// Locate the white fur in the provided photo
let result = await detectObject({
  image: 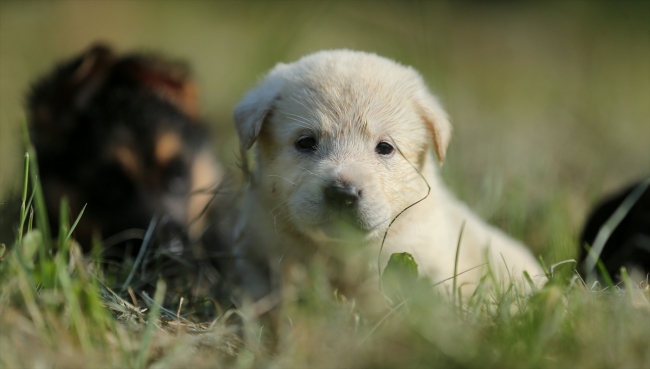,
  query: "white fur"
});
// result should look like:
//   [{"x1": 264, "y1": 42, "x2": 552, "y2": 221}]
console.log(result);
[{"x1": 232, "y1": 50, "x2": 545, "y2": 300}]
